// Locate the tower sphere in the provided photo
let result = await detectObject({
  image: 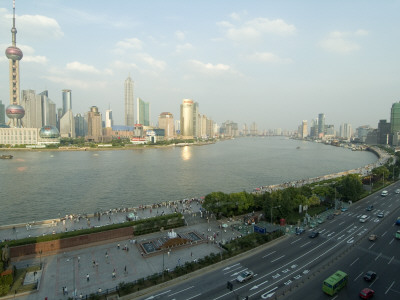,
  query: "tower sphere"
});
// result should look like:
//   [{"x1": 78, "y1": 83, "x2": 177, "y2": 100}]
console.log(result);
[
  {"x1": 5, "y1": 46, "x2": 23, "y2": 60},
  {"x1": 39, "y1": 126, "x2": 60, "y2": 139},
  {"x1": 6, "y1": 104, "x2": 25, "y2": 119}
]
